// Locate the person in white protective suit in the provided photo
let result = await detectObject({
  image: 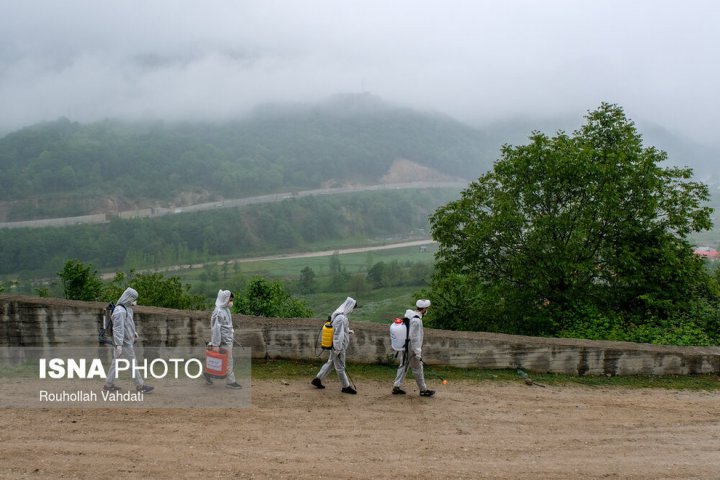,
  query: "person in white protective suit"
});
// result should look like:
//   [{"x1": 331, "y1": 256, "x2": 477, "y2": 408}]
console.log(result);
[
  {"x1": 311, "y1": 297, "x2": 357, "y2": 394},
  {"x1": 392, "y1": 299, "x2": 435, "y2": 397},
  {"x1": 104, "y1": 287, "x2": 154, "y2": 393},
  {"x1": 206, "y1": 289, "x2": 242, "y2": 388}
]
